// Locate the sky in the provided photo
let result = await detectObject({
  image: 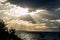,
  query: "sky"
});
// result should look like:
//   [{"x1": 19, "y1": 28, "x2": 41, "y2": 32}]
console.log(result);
[
  {"x1": 7, "y1": 0, "x2": 60, "y2": 9},
  {"x1": 0, "y1": 0, "x2": 60, "y2": 32}
]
